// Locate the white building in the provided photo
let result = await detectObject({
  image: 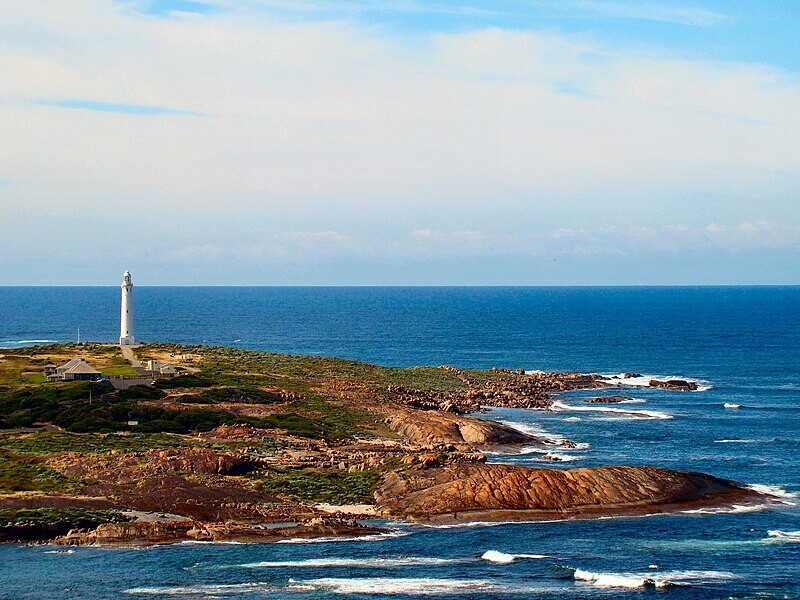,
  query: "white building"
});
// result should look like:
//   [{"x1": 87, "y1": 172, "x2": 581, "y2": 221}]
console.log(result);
[
  {"x1": 120, "y1": 271, "x2": 135, "y2": 345},
  {"x1": 47, "y1": 358, "x2": 101, "y2": 381}
]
